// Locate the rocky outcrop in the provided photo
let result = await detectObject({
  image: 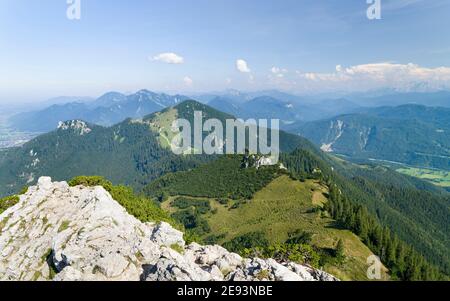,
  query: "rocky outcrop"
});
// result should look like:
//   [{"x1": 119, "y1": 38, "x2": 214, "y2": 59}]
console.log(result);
[
  {"x1": 57, "y1": 120, "x2": 92, "y2": 135},
  {"x1": 0, "y1": 177, "x2": 338, "y2": 281}
]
